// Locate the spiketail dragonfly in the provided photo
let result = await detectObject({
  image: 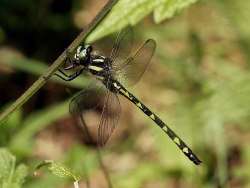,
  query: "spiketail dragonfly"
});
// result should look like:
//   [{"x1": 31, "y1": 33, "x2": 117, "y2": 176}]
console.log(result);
[{"x1": 56, "y1": 27, "x2": 201, "y2": 165}]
